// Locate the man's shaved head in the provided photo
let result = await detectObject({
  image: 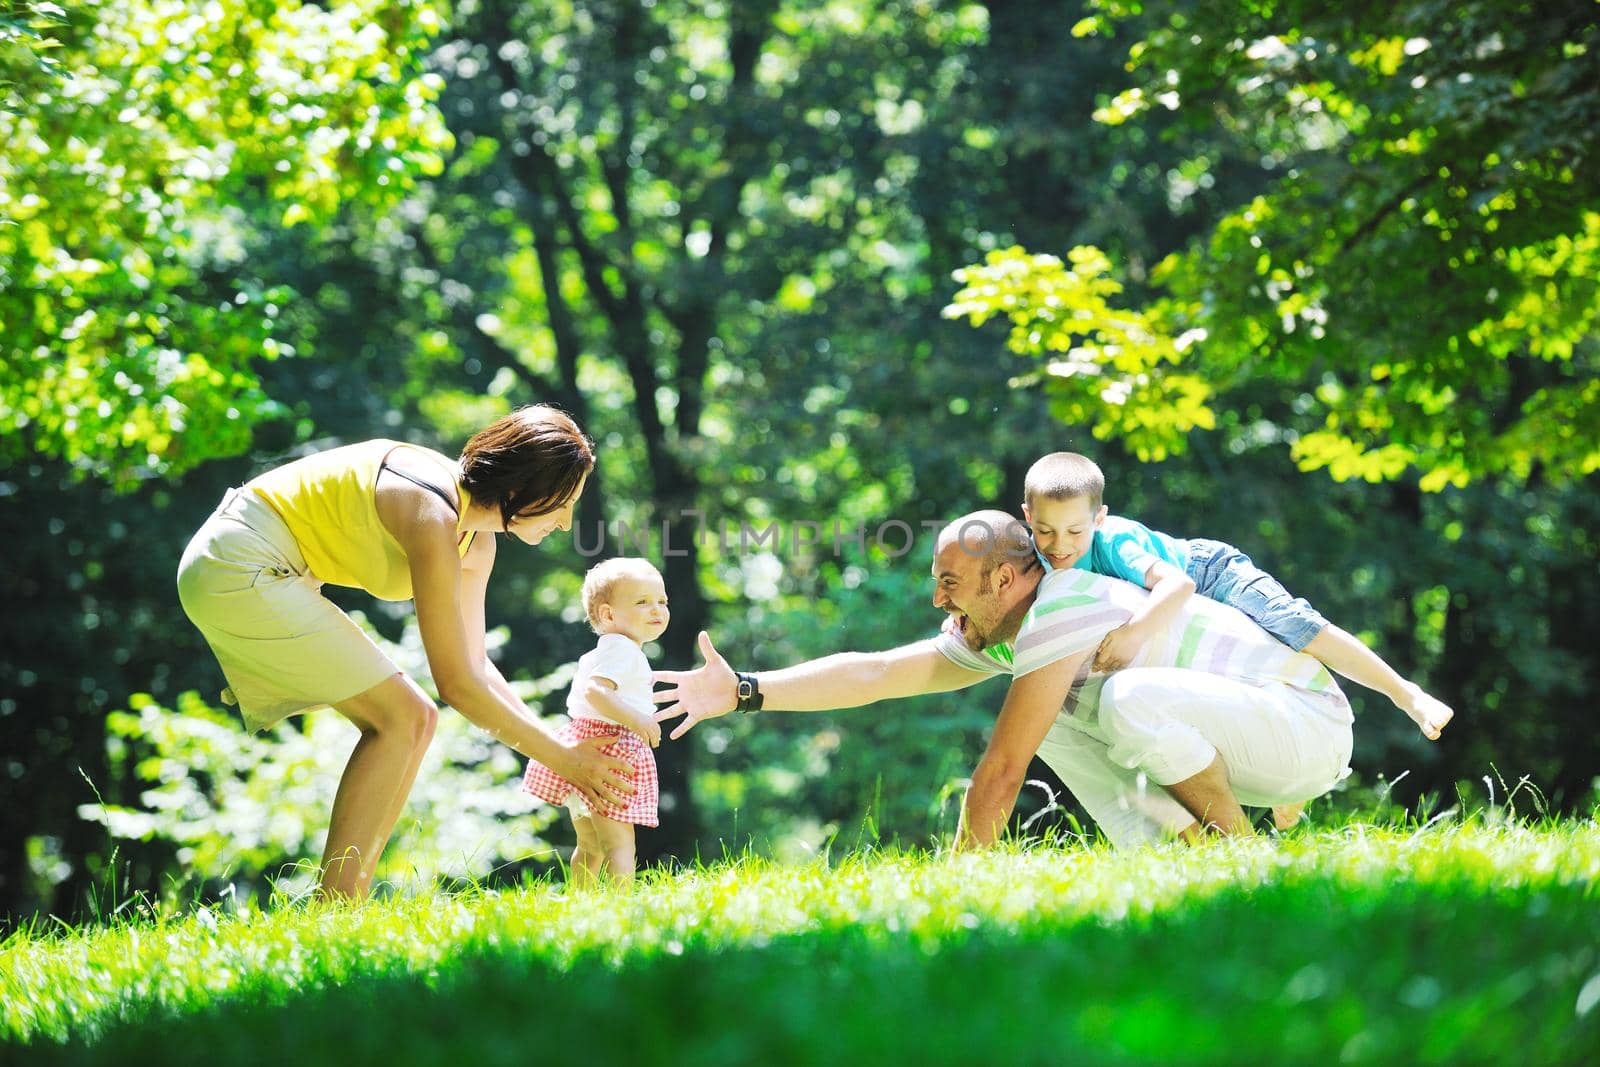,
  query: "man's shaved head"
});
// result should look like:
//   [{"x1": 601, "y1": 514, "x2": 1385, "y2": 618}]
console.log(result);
[
  {"x1": 935, "y1": 510, "x2": 1040, "y2": 580},
  {"x1": 931, "y1": 510, "x2": 1044, "y2": 652}
]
